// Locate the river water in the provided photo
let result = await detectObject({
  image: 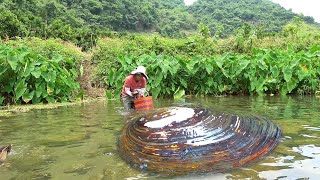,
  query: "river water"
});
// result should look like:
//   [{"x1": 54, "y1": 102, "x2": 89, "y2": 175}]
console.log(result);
[{"x1": 0, "y1": 96, "x2": 319, "y2": 180}]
